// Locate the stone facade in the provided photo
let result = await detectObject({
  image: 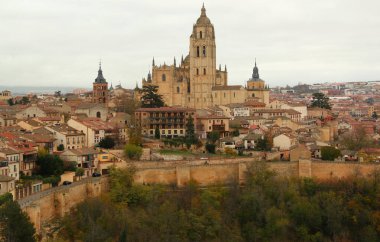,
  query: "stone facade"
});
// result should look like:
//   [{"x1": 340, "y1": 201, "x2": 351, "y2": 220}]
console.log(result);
[{"x1": 139, "y1": 5, "x2": 269, "y2": 109}]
